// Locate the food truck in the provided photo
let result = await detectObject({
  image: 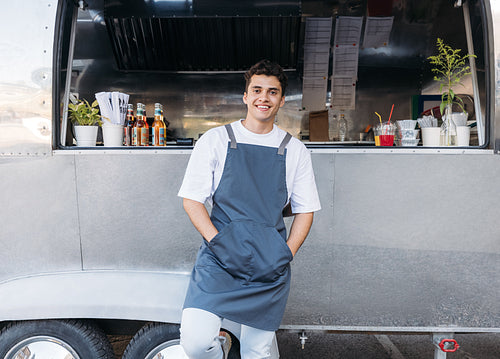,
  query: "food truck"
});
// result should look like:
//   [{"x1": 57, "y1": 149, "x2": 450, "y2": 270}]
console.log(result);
[{"x1": 0, "y1": 0, "x2": 499, "y2": 357}]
